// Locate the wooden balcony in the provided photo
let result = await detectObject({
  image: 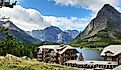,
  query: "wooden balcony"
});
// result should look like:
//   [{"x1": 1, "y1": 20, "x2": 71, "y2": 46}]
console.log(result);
[
  {"x1": 37, "y1": 52, "x2": 42, "y2": 55},
  {"x1": 37, "y1": 55, "x2": 42, "y2": 57}
]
